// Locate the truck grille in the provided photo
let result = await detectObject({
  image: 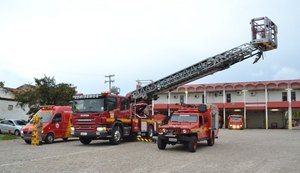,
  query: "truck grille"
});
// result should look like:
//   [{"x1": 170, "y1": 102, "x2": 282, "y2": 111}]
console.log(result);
[
  {"x1": 74, "y1": 118, "x2": 96, "y2": 131},
  {"x1": 23, "y1": 131, "x2": 32, "y2": 135},
  {"x1": 165, "y1": 128, "x2": 181, "y2": 135}
]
